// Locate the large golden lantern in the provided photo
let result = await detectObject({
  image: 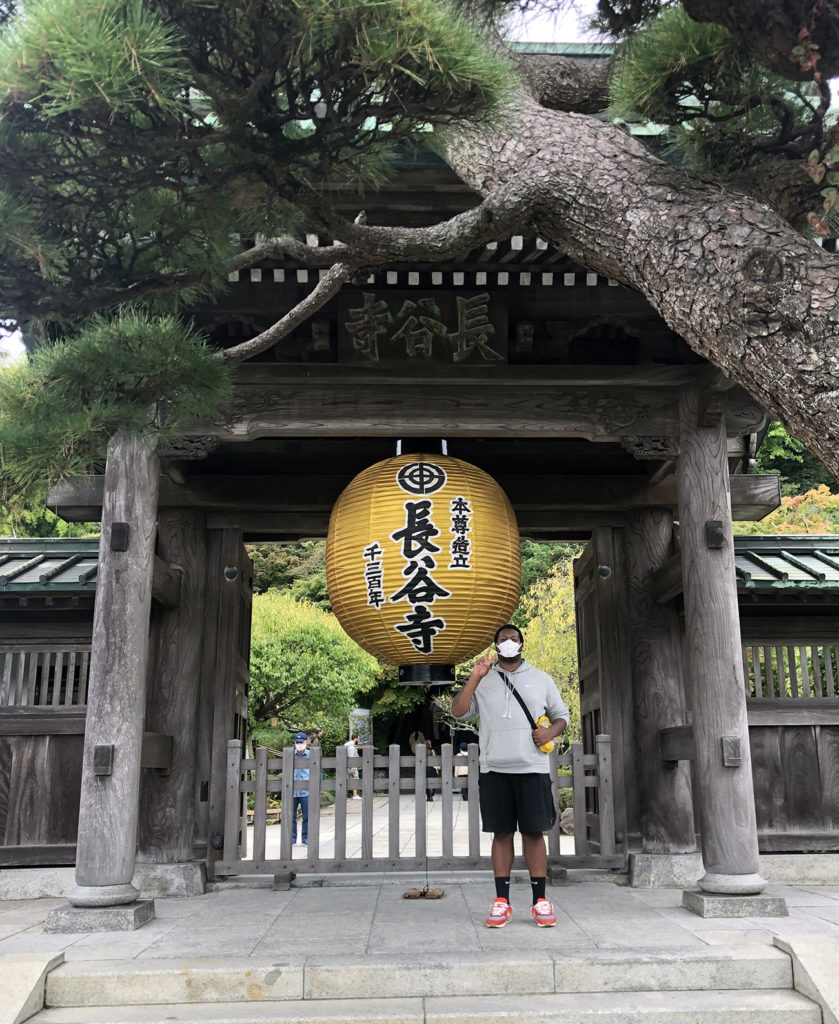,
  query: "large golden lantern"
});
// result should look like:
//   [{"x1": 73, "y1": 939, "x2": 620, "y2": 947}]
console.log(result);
[{"x1": 326, "y1": 452, "x2": 521, "y2": 684}]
